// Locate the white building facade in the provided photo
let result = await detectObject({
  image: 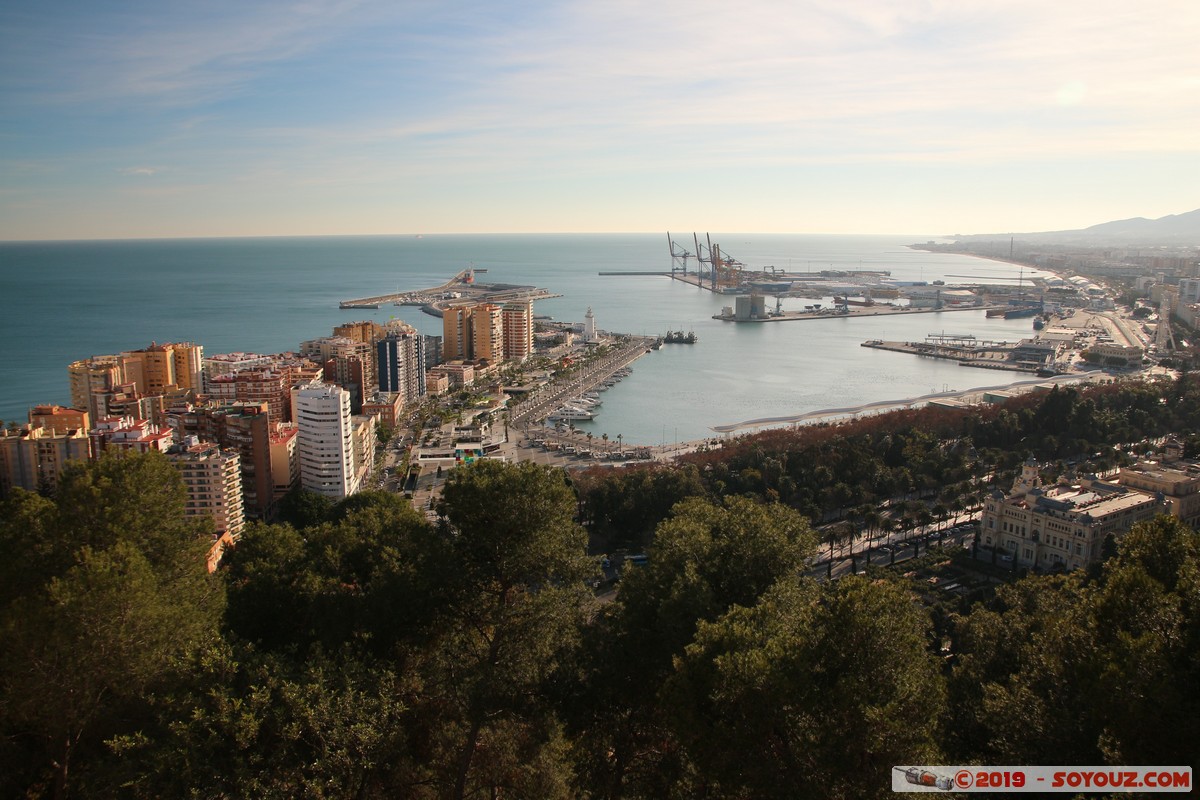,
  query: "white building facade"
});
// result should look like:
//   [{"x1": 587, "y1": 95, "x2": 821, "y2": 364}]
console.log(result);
[{"x1": 295, "y1": 382, "x2": 359, "y2": 499}]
